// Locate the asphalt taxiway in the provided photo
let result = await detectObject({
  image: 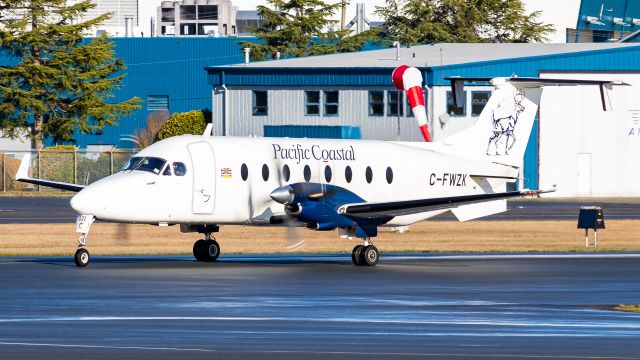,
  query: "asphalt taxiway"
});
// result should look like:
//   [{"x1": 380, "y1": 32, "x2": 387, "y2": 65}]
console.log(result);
[
  {"x1": 2, "y1": 196, "x2": 640, "y2": 223},
  {"x1": 0, "y1": 253, "x2": 639, "y2": 359}
]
